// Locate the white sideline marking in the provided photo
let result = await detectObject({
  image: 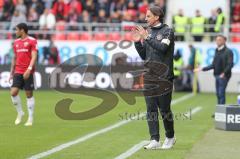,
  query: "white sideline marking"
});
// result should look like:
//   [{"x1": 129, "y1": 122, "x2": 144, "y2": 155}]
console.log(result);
[
  {"x1": 114, "y1": 141, "x2": 149, "y2": 159},
  {"x1": 186, "y1": 106, "x2": 202, "y2": 118},
  {"x1": 27, "y1": 93, "x2": 194, "y2": 159},
  {"x1": 114, "y1": 106, "x2": 202, "y2": 159}
]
